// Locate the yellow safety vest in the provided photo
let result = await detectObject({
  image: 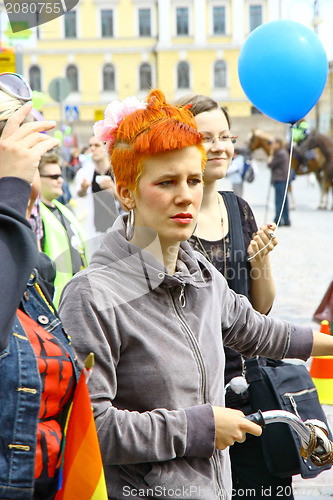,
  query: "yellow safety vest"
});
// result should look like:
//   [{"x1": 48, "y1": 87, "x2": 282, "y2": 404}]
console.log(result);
[{"x1": 40, "y1": 200, "x2": 88, "y2": 307}]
